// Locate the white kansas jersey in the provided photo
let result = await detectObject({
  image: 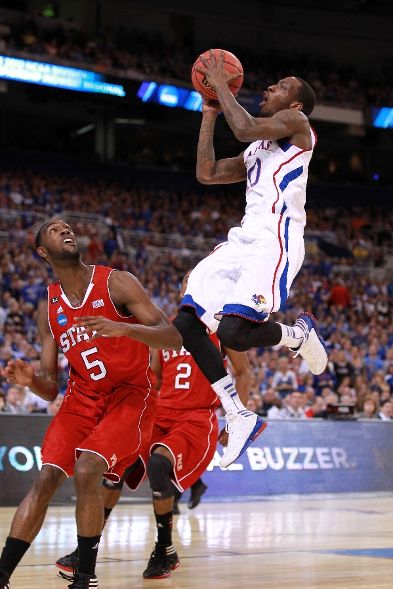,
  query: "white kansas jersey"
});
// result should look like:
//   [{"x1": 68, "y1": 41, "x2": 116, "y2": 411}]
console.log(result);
[{"x1": 242, "y1": 127, "x2": 316, "y2": 230}]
